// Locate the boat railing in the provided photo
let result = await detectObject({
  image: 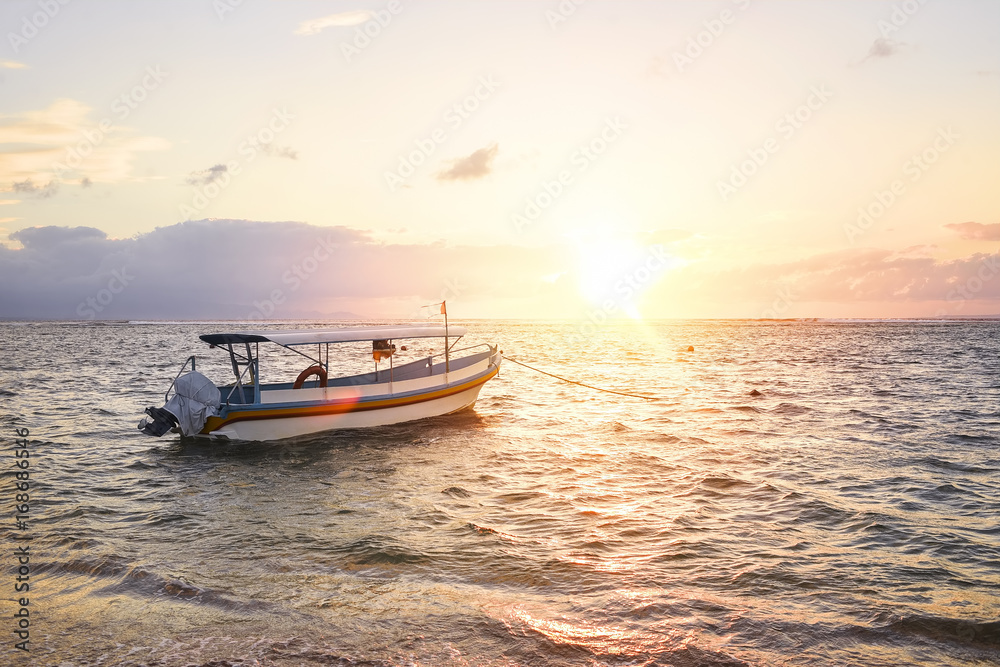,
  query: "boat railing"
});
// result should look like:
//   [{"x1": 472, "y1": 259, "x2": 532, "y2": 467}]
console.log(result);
[
  {"x1": 223, "y1": 359, "x2": 259, "y2": 406},
  {"x1": 424, "y1": 343, "x2": 496, "y2": 367},
  {"x1": 164, "y1": 355, "x2": 197, "y2": 403}
]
